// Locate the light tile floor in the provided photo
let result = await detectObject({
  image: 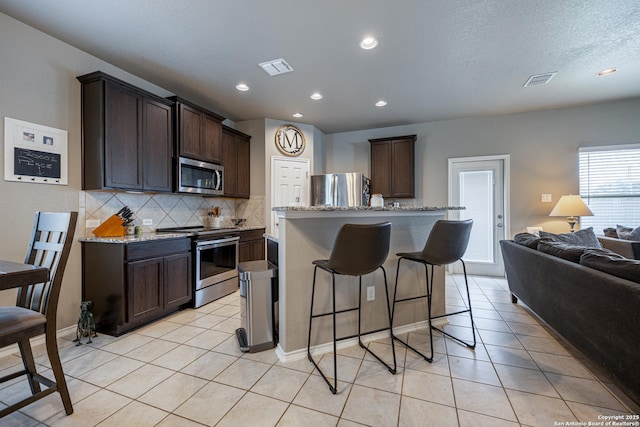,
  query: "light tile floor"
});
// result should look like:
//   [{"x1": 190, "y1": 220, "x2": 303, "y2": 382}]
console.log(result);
[{"x1": 1, "y1": 275, "x2": 638, "y2": 426}]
